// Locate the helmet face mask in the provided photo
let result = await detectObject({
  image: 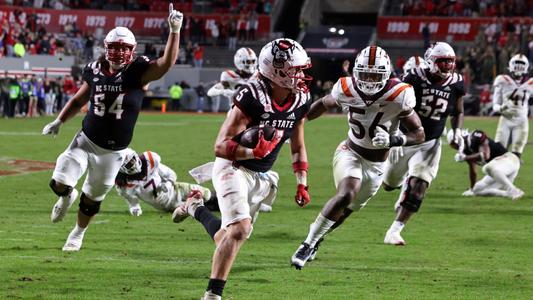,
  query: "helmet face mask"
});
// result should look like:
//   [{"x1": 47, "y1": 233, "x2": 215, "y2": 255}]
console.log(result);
[
  {"x1": 234, "y1": 47, "x2": 257, "y2": 75},
  {"x1": 353, "y1": 45, "x2": 391, "y2": 95},
  {"x1": 508, "y1": 54, "x2": 529, "y2": 78},
  {"x1": 120, "y1": 152, "x2": 141, "y2": 175},
  {"x1": 258, "y1": 39, "x2": 312, "y2": 93},
  {"x1": 426, "y1": 42, "x2": 456, "y2": 79},
  {"x1": 104, "y1": 27, "x2": 137, "y2": 69}
]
